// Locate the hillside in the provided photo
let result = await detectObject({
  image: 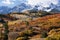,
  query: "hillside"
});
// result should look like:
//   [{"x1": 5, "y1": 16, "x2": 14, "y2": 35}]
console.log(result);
[
  {"x1": 8, "y1": 13, "x2": 60, "y2": 40},
  {"x1": 0, "y1": 14, "x2": 17, "y2": 22},
  {"x1": 0, "y1": 12, "x2": 60, "y2": 40}
]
